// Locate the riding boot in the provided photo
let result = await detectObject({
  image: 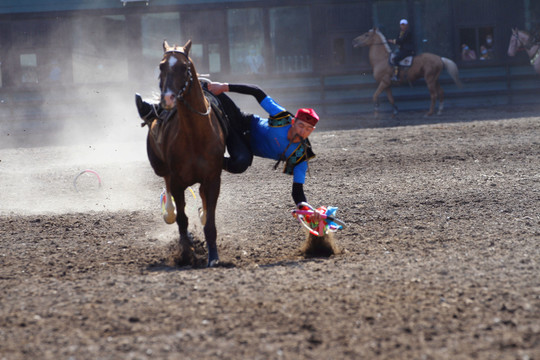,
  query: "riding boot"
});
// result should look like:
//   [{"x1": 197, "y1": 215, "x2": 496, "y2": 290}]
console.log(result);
[
  {"x1": 391, "y1": 66, "x2": 399, "y2": 82},
  {"x1": 135, "y1": 93, "x2": 160, "y2": 126}
]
